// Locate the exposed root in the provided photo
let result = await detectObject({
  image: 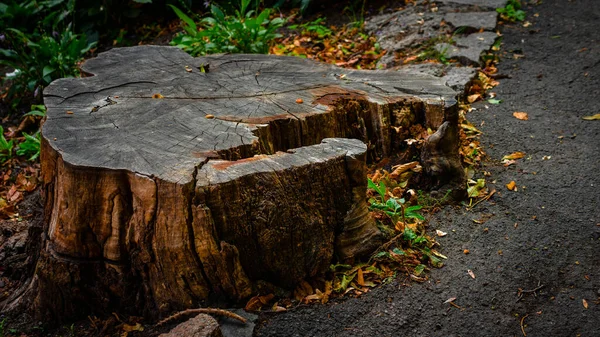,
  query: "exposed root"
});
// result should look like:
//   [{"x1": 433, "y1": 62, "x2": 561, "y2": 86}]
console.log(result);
[{"x1": 156, "y1": 308, "x2": 247, "y2": 327}]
